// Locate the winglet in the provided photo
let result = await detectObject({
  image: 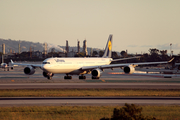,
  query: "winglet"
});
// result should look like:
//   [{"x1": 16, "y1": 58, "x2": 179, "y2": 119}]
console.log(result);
[{"x1": 168, "y1": 57, "x2": 175, "y2": 63}]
